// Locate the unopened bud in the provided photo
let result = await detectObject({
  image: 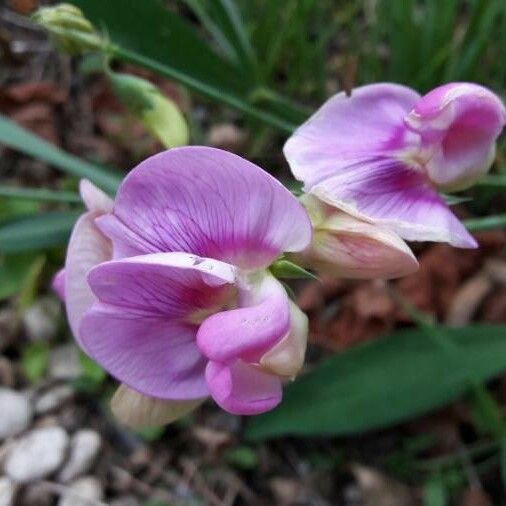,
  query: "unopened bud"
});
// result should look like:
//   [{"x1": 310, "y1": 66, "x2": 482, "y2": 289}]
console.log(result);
[
  {"x1": 295, "y1": 195, "x2": 419, "y2": 280},
  {"x1": 108, "y1": 72, "x2": 189, "y2": 148},
  {"x1": 32, "y1": 3, "x2": 103, "y2": 55}
]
